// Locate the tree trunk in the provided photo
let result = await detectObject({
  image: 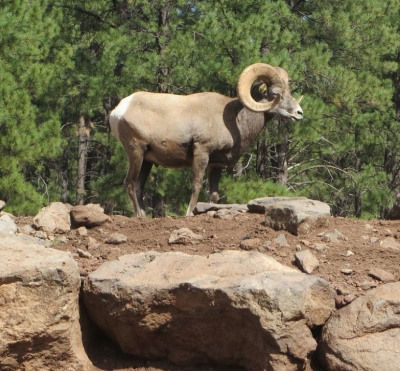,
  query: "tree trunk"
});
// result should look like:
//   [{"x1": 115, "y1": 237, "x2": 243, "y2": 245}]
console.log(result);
[
  {"x1": 256, "y1": 127, "x2": 270, "y2": 181},
  {"x1": 152, "y1": 193, "x2": 165, "y2": 218},
  {"x1": 354, "y1": 124, "x2": 362, "y2": 217},
  {"x1": 276, "y1": 126, "x2": 290, "y2": 186},
  {"x1": 76, "y1": 116, "x2": 91, "y2": 205}
]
